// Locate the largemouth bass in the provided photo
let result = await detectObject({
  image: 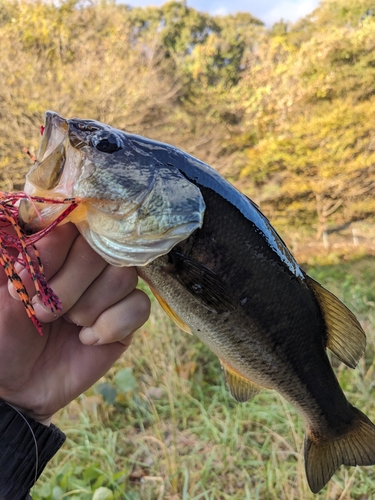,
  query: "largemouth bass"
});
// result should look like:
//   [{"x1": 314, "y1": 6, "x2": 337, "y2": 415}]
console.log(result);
[{"x1": 19, "y1": 111, "x2": 375, "y2": 493}]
